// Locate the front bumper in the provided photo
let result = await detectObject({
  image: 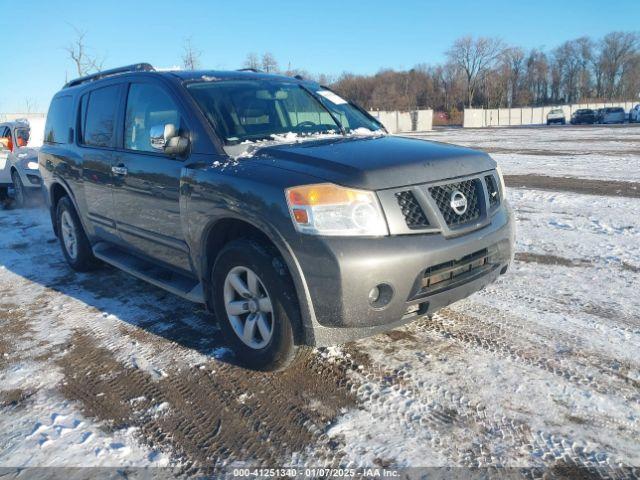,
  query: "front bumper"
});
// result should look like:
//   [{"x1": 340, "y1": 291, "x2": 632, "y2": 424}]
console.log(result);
[
  {"x1": 295, "y1": 203, "x2": 515, "y2": 346},
  {"x1": 17, "y1": 167, "x2": 42, "y2": 187}
]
